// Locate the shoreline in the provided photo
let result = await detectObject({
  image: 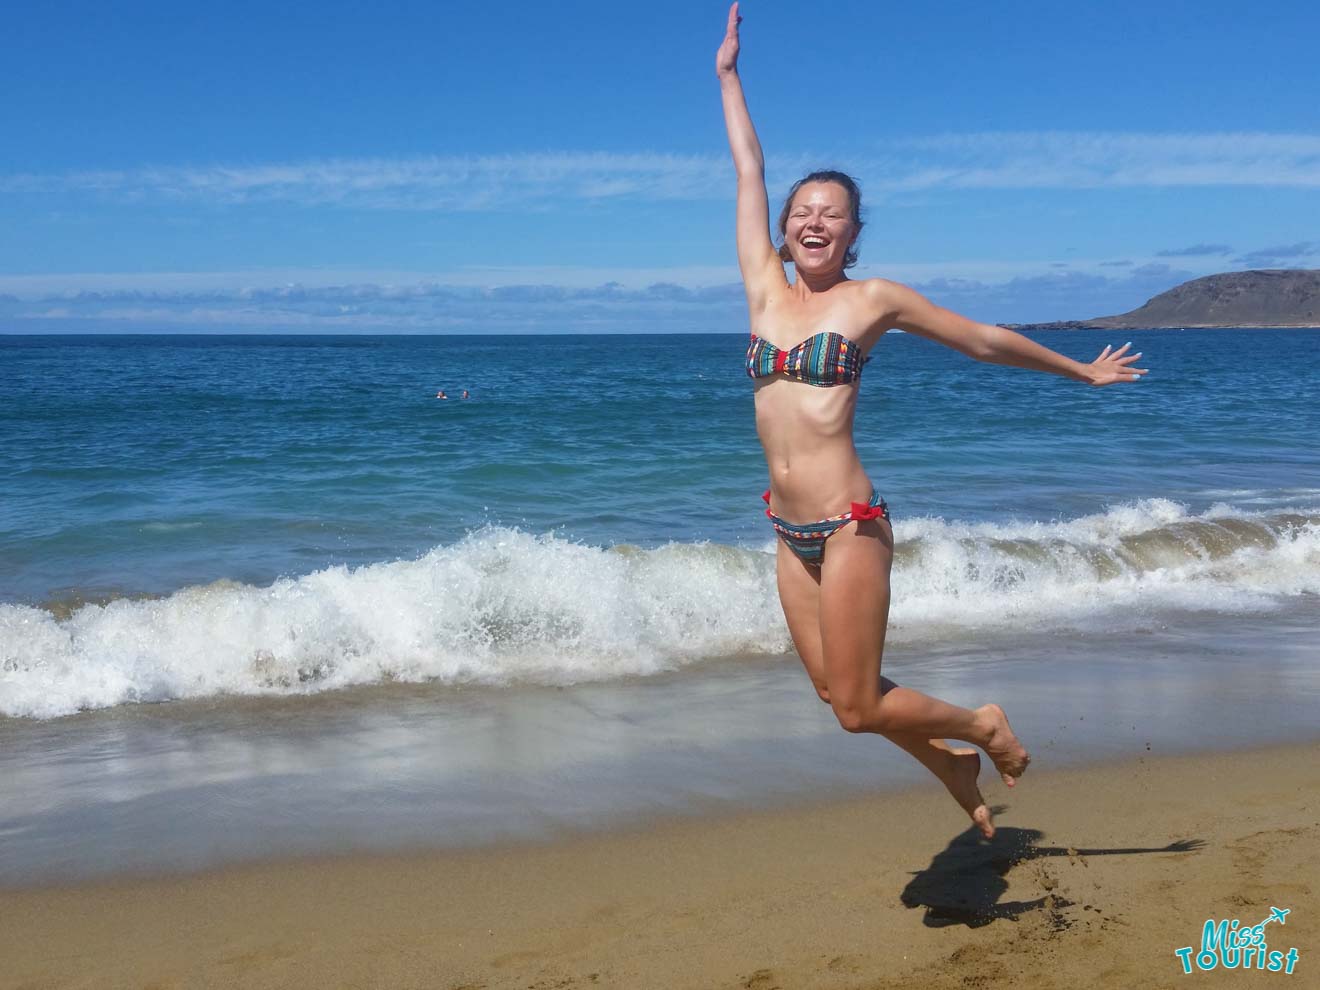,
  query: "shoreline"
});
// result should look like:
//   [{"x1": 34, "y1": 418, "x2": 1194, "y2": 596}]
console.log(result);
[
  {"x1": 2, "y1": 741, "x2": 1315, "y2": 988},
  {"x1": 4, "y1": 602, "x2": 1319, "y2": 890}
]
